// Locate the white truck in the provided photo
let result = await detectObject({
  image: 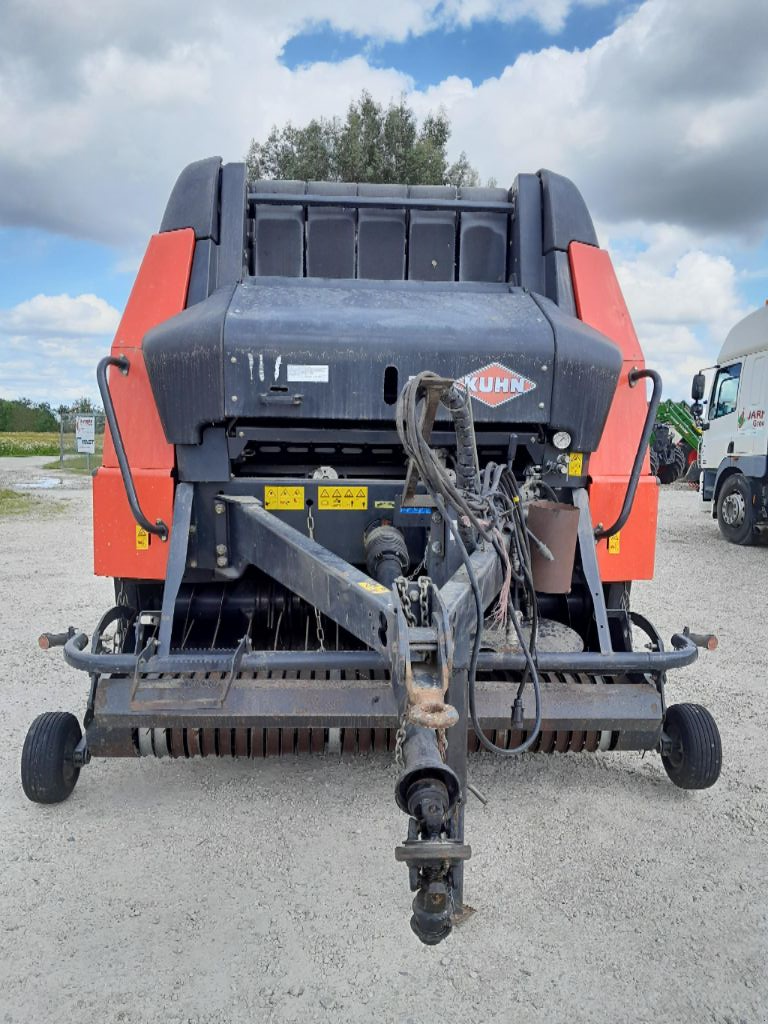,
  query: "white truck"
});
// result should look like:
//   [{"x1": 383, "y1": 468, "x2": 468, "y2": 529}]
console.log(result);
[{"x1": 693, "y1": 304, "x2": 768, "y2": 544}]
